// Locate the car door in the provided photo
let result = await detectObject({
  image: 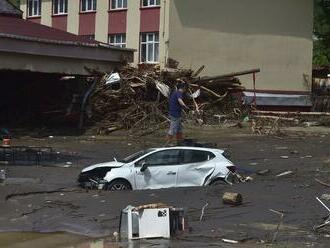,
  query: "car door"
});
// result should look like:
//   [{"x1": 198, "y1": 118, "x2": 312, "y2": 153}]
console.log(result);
[
  {"x1": 134, "y1": 149, "x2": 180, "y2": 190},
  {"x1": 177, "y1": 150, "x2": 216, "y2": 187}
]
